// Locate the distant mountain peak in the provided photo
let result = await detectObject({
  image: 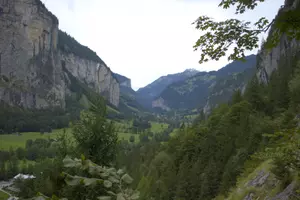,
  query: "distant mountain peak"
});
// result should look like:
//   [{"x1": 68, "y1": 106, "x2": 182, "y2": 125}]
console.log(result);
[{"x1": 184, "y1": 68, "x2": 198, "y2": 73}]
